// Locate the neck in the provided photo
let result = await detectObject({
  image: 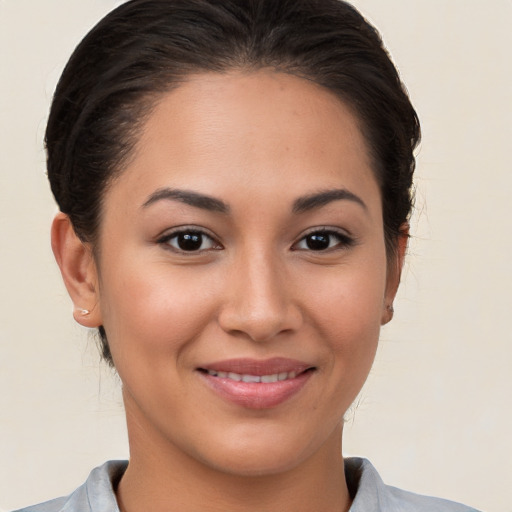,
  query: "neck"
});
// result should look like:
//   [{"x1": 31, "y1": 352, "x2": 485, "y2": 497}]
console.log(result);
[{"x1": 117, "y1": 407, "x2": 351, "y2": 512}]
